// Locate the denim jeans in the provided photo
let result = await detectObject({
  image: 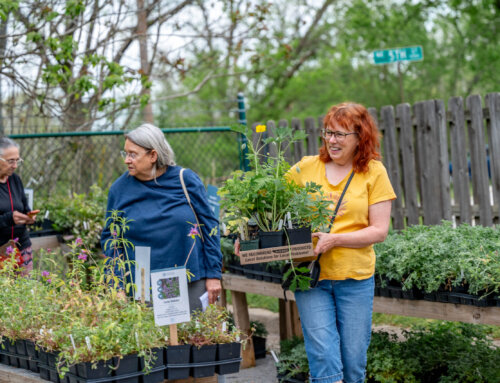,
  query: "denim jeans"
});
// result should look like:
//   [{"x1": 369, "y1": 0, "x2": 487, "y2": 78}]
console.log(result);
[{"x1": 294, "y1": 276, "x2": 374, "y2": 383}]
